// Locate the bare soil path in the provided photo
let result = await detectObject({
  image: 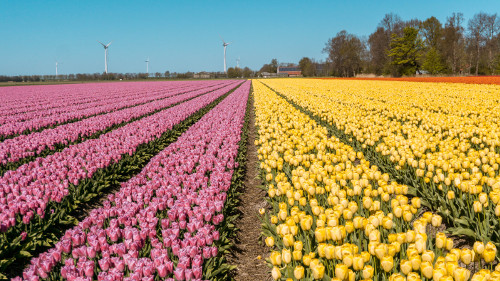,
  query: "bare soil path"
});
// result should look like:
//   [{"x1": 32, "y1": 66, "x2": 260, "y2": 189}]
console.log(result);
[{"x1": 228, "y1": 92, "x2": 271, "y2": 281}]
